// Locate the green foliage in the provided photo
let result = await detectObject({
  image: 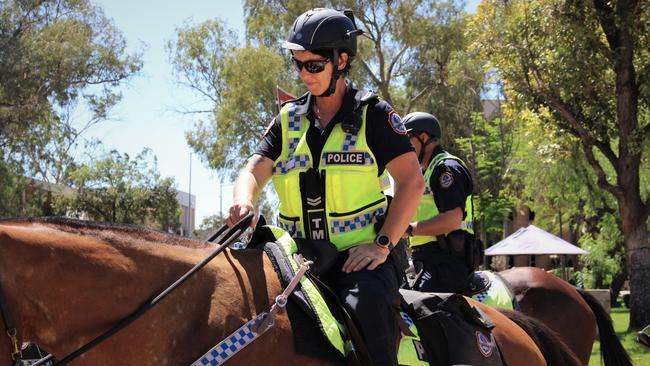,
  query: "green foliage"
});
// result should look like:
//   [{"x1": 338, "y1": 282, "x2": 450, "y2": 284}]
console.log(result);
[
  {"x1": 0, "y1": 0, "x2": 142, "y2": 143},
  {"x1": 589, "y1": 308, "x2": 650, "y2": 365},
  {"x1": 168, "y1": 18, "x2": 295, "y2": 173},
  {"x1": 194, "y1": 213, "x2": 225, "y2": 240},
  {"x1": 473, "y1": 0, "x2": 650, "y2": 324},
  {"x1": 172, "y1": 1, "x2": 496, "y2": 239},
  {"x1": 457, "y1": 112, "x2": 517, "y2": 242},
  {"x1": 0, "y1": 0, "x2": 145, "y2": 219},
  {"x1": 55, "y1": 149, "x2": 181, "y2": 231},
  {"x1": 578, "y1": 216, "x2": 623, "y2": 288}
]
